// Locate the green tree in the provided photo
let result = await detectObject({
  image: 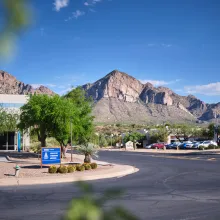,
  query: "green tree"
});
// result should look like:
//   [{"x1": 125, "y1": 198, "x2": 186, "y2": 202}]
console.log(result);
[
  {"x1": 123, "y1": 132, "x2": 146, "y2": 150},
  {"x1": 201, "y1": 123, "x2": 220, "y2": 140},
  {"x1": 0, "y1": 108, "x2": 19, "y2": 132},
  {"x1": 149, "y1": 127, "x2": 169, "y2": 143},
  {"x1": 65, "y1": 87, "x2": 94, "y2": 144},
  {"x1": 168, "y1": 124, "x2": 196, "y2": 142},
  {"x1": 99, "y1": 134, "x2": 108, "y2": 147},
  {"x1": 18, "y1": 95, "x2": 76, "y2": 148}
]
